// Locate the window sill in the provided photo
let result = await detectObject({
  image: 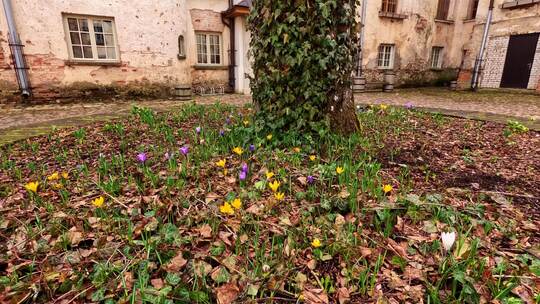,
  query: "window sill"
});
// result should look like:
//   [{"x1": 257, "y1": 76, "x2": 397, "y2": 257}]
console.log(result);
[
  {"x1": 193, "y1": 65, "x2": 228, "y2": 70},
  {"x1": 434, "y1": 19, "x2": 455, "y2": 24},
  {"x1": 378, "y1": 11, "x2": 407, "y2": 20},
  {"x1": 430, "y1": 68, "x2": 444, "y2": 71},
  {"x1": 462, "y1": 18, "x2": 476, "y2": 23},
  {"x1": 377, "y1": 67, "x2": 394, "y2": 70},
  {"x1": 501, "y1": 0, "x2": 540, "y2": 9},
  {"x1": 66, "y1": 60, "x2": 122, "y2": 67}
]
